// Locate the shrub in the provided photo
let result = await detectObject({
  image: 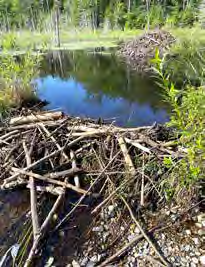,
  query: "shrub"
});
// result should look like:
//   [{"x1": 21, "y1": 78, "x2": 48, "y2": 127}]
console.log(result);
[{"x1": 152, "y1": 49, "x2": 205, "y2": 199}]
